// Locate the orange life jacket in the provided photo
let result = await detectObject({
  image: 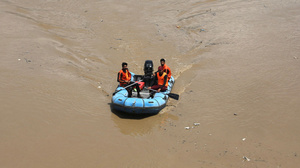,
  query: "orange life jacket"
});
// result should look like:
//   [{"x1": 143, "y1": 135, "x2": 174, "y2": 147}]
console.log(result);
[
  {"x1": 157, "y1": 72, "x2": 168, "y2": 87},
  {"x1": 162, "y1": 64, "x2": 171, "y2": 80},
  {"x1": 118, "y1": 69, "x2": 131, "y2": 87}
]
